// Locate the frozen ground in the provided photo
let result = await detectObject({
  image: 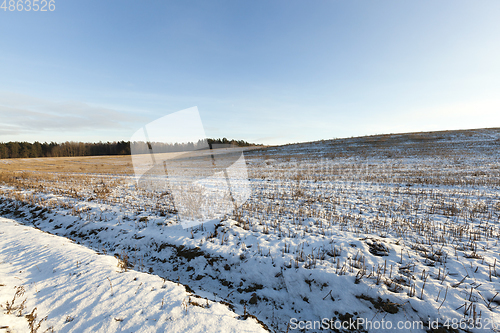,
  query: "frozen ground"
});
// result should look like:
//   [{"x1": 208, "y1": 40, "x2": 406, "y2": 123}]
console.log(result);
[
  {"x1": 0, "y1": 218, "x2": 267, "y2": 333},
  {"x1": 1, "y1": 128, "x2": 500, "y2": 332}
]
